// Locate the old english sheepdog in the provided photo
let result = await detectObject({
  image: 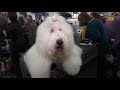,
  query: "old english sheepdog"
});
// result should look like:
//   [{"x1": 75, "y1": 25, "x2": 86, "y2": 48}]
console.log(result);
[{"x1": 24, "y1": 14, "x2": 82, "y2": 78}]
